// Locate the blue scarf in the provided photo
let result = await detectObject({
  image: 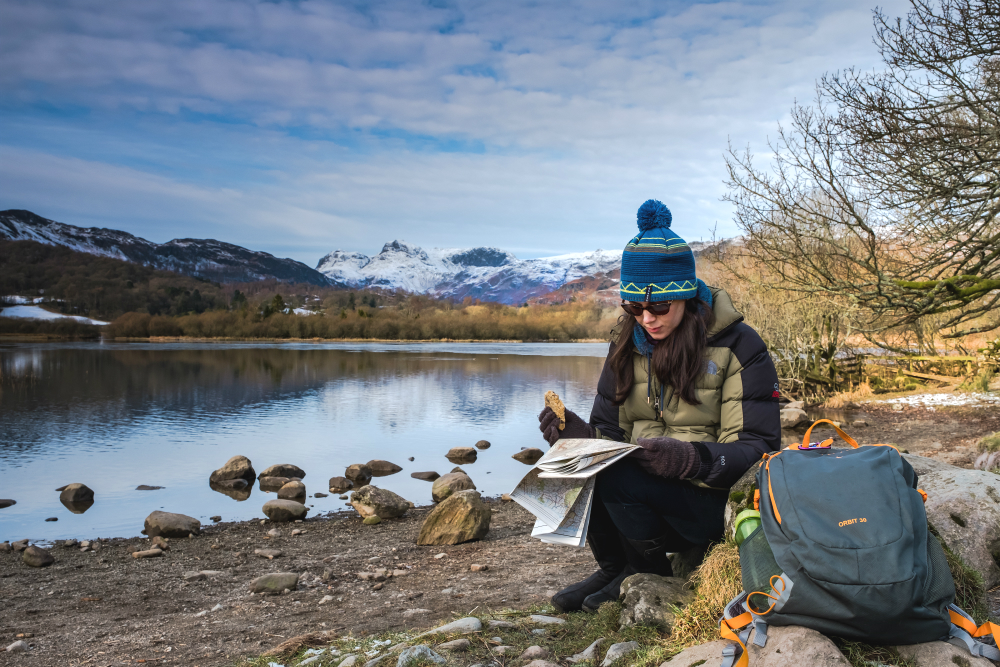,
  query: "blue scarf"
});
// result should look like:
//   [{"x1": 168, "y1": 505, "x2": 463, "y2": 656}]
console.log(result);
[{"x1": 631, "y1": 279, "x2": 714, "y2": 413}]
